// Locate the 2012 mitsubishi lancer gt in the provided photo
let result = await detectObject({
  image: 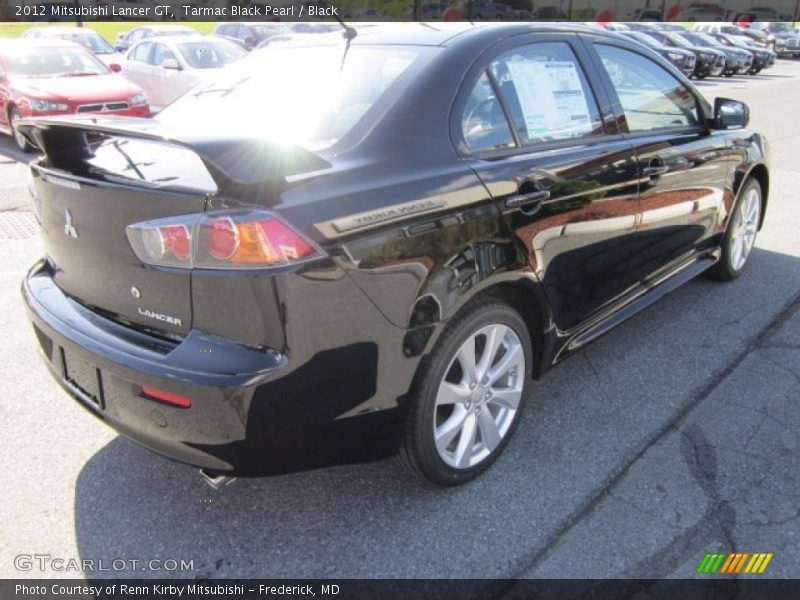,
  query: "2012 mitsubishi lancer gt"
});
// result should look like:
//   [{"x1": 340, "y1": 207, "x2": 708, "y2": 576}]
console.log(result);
[{"x1": 21, "y1": 24, "x2": 769, "y2": 486}]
